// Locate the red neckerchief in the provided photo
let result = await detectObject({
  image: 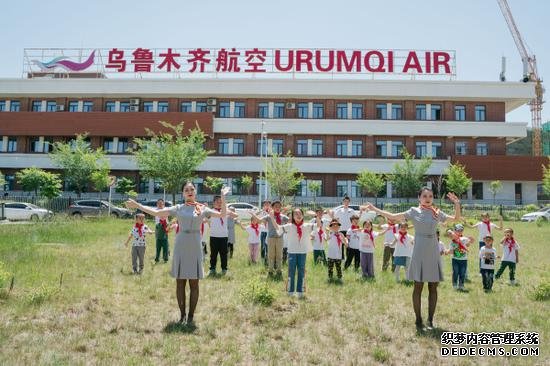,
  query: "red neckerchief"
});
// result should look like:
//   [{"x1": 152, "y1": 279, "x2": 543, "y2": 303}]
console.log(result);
[
  {"x1": 399, "y1": 231, "x2": 407, "y2": 245},
  {"x1": 185, "y1": 201, "x2": 203, "y2": 215},
  {"x1": 215, "y1": 208, "x2": 224, "y2": 225},
  {"x1": 391, "y1": 224, "x2": 396, "y2": 234},
  {"x1": 482, "y1": 219, "x2": 491, "y2": 234},
  {"x1": 333, "y1": 232, "x2": 342, "y2": 248},
  {"x1": 364, "y1": 229, "x2": 374, "y2": 244},
  {"x1": 250, "y1": 223, "x2": 259, "y2": 236},
  {"x1": 452, "y1": 238, "x2": 468, "y2": 253},
  {"x1": 420, "y1": 204, "x2": 439, "y2": 219},
  {"x1": 295, "y1": 221, "x2": 303, "y2": 240},
  {"x1": 318, "y1": 228, "x2": 324, "y2": 243},
  {"x1": 135, "y1": 222, "x2": 144, "y2": 237},
  {"x1": 351, "y1": 225, "x2": 359, "y2": 230},
  {"x1": 200, "y1": 222, "x2": 204, "y2": 236},
  {"x1": 159, "y1": 218, "x2": 169, "y2": 233},
  {"x1": 505, "y1": 237, "x2": 516, "y2": 253},
  {"x1": 274, "y1": 212, "x2": 282, "y2": 225}
]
